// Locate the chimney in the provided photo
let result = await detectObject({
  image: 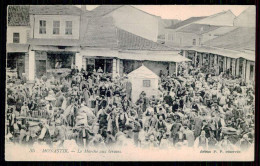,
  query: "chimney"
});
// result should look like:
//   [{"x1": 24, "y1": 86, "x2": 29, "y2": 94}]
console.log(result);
[{"x1": 81, "y1": 5, "x2": 86, "y2": 11}]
